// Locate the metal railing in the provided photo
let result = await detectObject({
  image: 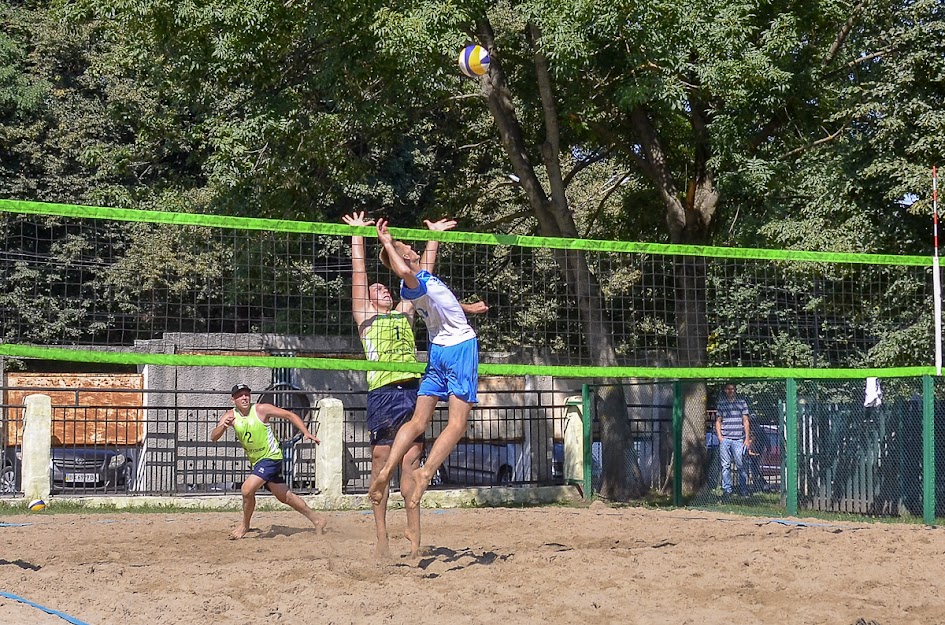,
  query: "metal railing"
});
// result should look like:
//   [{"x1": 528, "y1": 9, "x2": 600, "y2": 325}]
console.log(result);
[{"x1": 1, "y1": 385, "x2": 574, "y2": 498}]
